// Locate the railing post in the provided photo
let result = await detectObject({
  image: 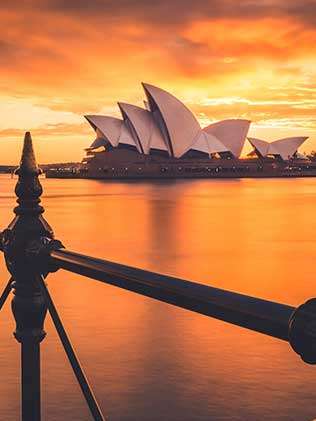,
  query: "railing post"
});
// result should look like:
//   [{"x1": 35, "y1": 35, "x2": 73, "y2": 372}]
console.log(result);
[{"x1": 0, "y1": 132, "x2": 54, "y2": 421}]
